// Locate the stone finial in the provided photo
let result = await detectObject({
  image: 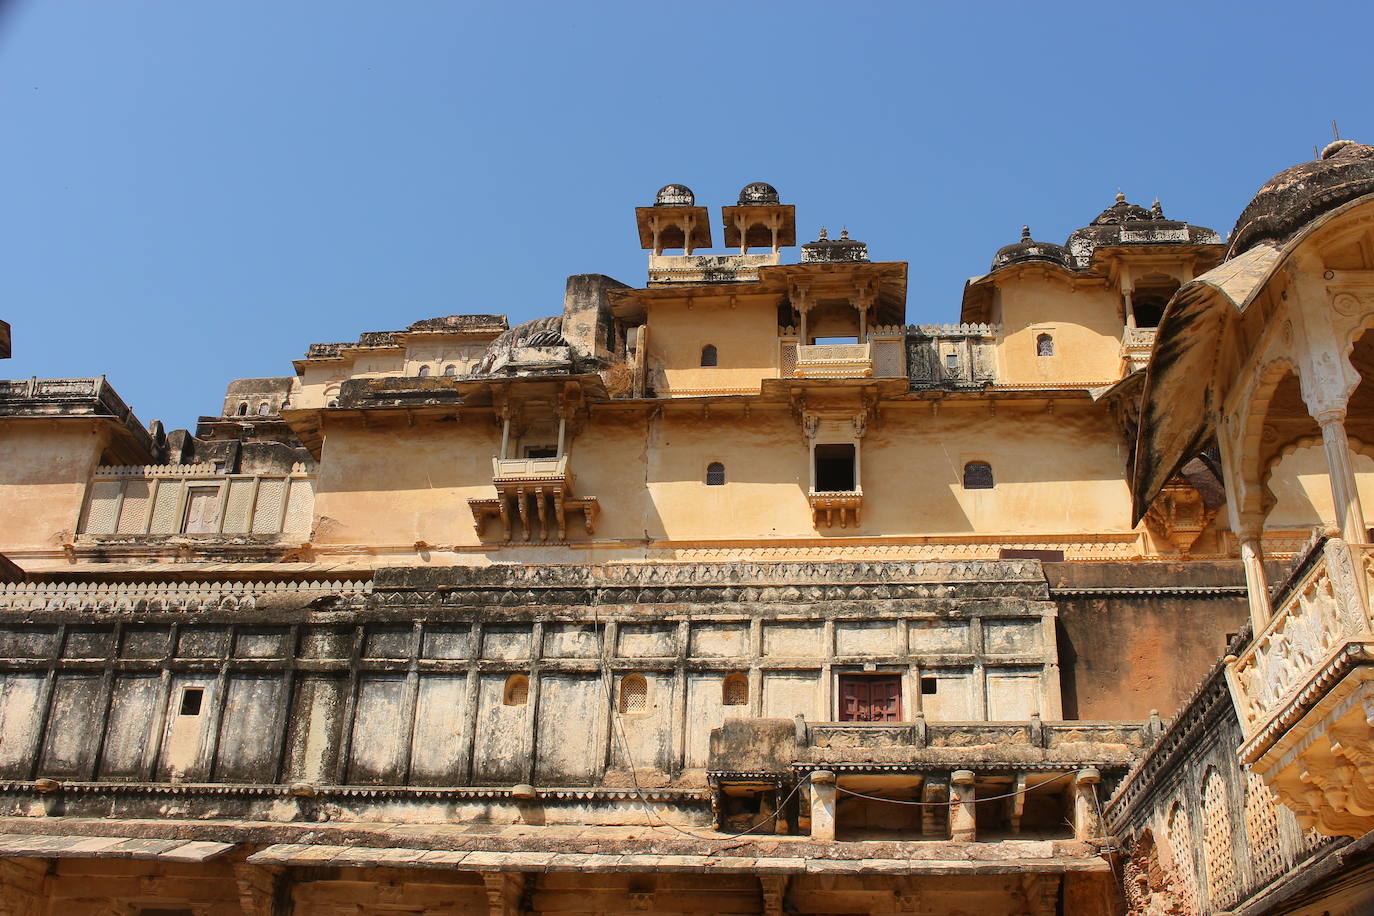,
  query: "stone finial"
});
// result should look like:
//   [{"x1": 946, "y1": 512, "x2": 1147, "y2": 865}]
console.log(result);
[
  {"x1": 840, "y1": 227, "x2": 849, "y2": 240},
  {"x1": 1020, "y1": 225, "x2": 1032, "y2": 242},
  {"x1": 1151, "y1": 198, "x2": 1164, "y2": 220},
  {"x1": 817, "y1": 227, "x2": 828, "y2": 240},
  {"x1": 1115, "y1": 190, "x2": 1126, "y2": 204}
]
